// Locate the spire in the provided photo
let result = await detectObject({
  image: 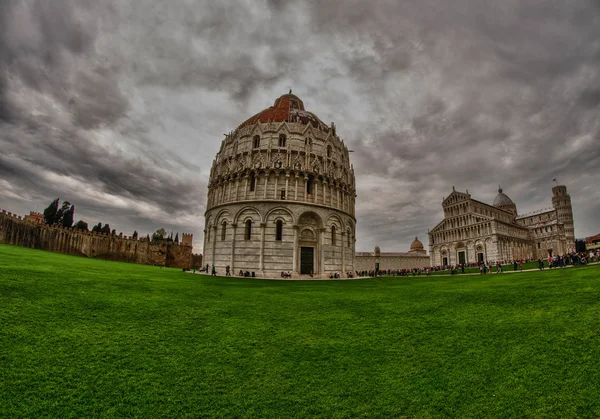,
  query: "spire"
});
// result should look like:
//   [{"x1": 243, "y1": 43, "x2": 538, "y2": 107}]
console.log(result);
[{"x1": 498, "y1": 184, "x2": 502, "y2": 193}]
